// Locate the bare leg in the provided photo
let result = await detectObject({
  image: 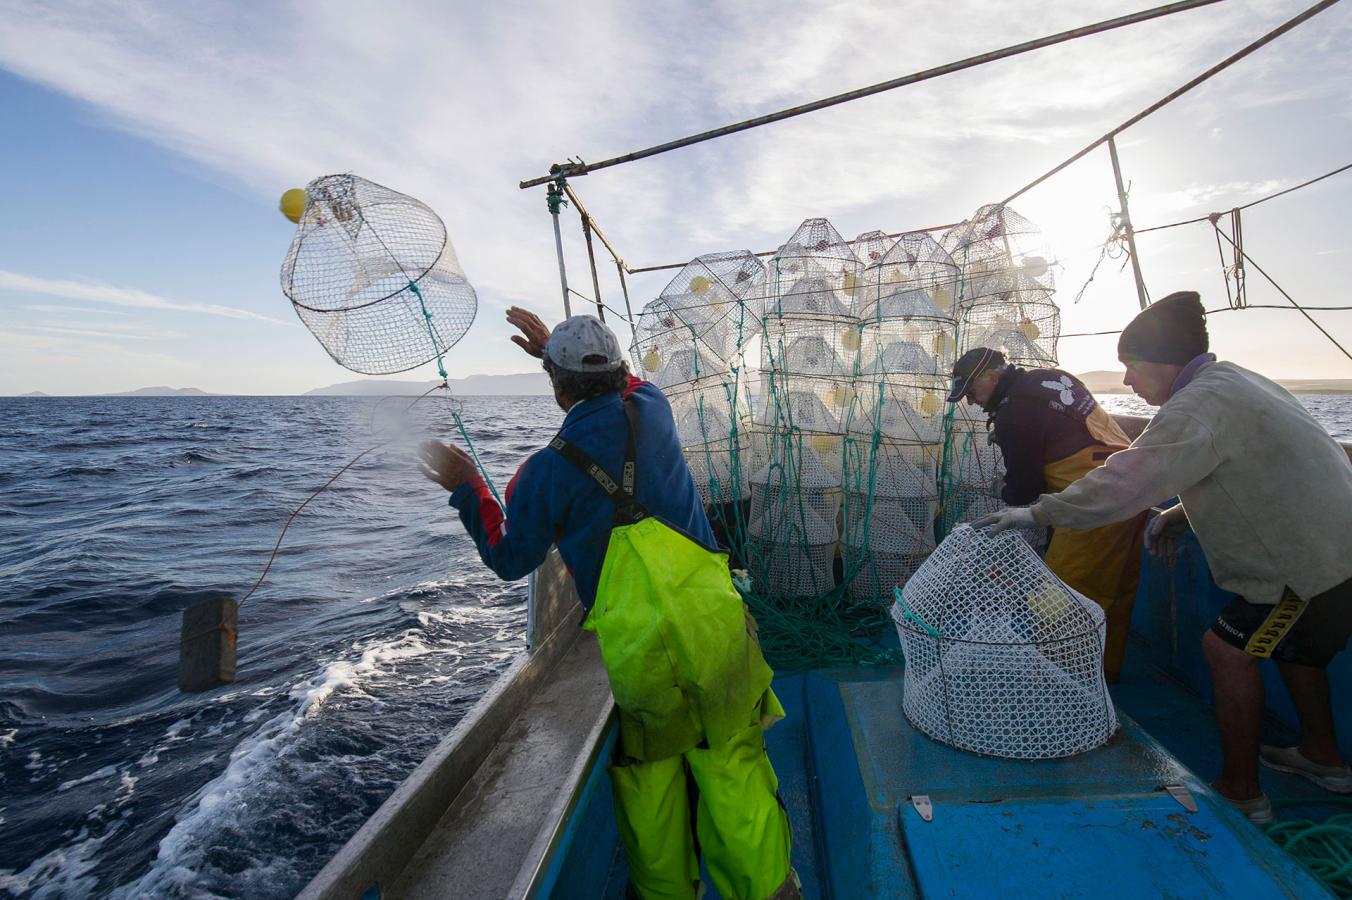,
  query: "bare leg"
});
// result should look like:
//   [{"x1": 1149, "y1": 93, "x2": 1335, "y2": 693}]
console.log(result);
[
  {"x1": 1203, "y1": 630, "x2": 1265, "y2": 800},
  {"x1": 1276, "y1": 661, "x2": 1344, "y2": 767}
]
